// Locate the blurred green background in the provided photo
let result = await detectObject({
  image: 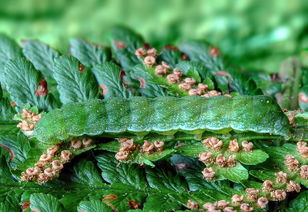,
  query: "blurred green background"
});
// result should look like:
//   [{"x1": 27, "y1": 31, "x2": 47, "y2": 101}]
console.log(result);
[{"x1": 0, "y1": 0, "x2": 307, "y2": 72}]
